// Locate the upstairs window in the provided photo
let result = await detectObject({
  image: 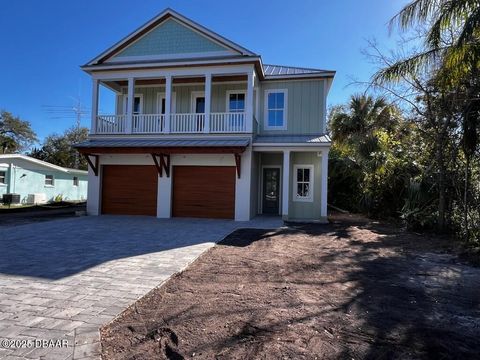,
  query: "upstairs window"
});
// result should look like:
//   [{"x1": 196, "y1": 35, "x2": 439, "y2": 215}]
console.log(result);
[
  {"x1": 293, "y1": 165, "x2": 314, "y2": 202},
  {"x1": 73, "y1": 176, "x2": 79, "y2": 186},
  {"x1": 45, "y1": 175, "x2": 54, "y2": 186},
  {"x1": 227, "y1": 91, "x2": 246, "y2": 112},
  {"x1": 265, "y1": 89, "x2": 287, "y2": 130},
  {"x1": 0, "y1": 171, "x2": 5, "y2": 184},
  {"x1": 123, "y1": 95, "x2": 143, "y2": 115}
]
